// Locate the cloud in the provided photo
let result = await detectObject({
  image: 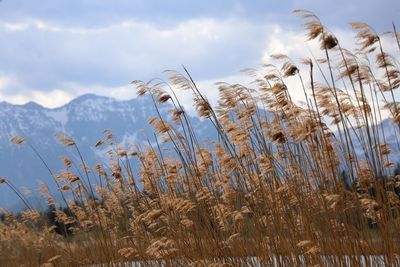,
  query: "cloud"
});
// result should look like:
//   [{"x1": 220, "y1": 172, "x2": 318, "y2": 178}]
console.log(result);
[
  {"x1": 0, "y1": 1, "x2": 397, "y2": 31},
  {"x1": 291, "y1": 0, "x2": 400, "y2": 31},
  {"x1": 258, "y1": 25, "x2": 399, "y2": 120},
  {"x1": 0, "y1": 0, "x2": 398, "y2": 117},
  {"x1": 0, "y1": 1, "x2": 289, "y2": 27},
  {"x1": 0, "y1": 17, "x2": 272, "y2": 104}
]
